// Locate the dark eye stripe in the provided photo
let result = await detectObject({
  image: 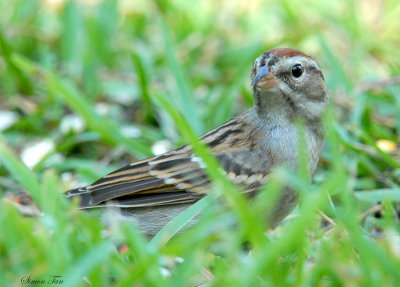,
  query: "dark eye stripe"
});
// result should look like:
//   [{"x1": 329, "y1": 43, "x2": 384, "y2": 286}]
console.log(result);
[{"x1": 308, "y1": 66, "x2": 324, "y2": 80}]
